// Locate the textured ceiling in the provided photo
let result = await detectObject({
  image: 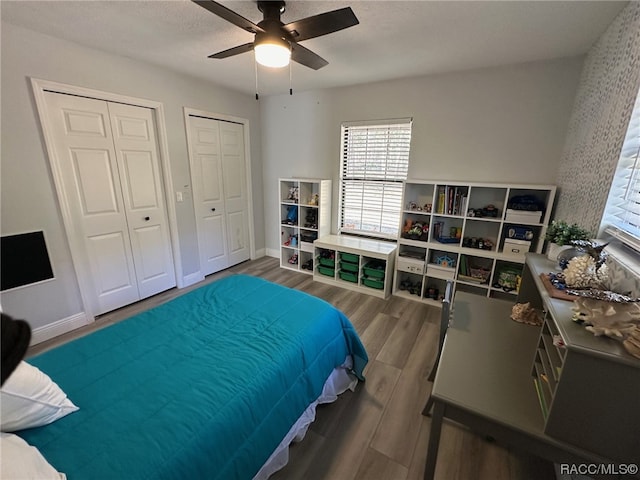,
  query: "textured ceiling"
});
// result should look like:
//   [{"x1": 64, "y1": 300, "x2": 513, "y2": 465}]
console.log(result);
[{"x1": 1, "y1": 0, "x2": 629, "y2": 97}]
